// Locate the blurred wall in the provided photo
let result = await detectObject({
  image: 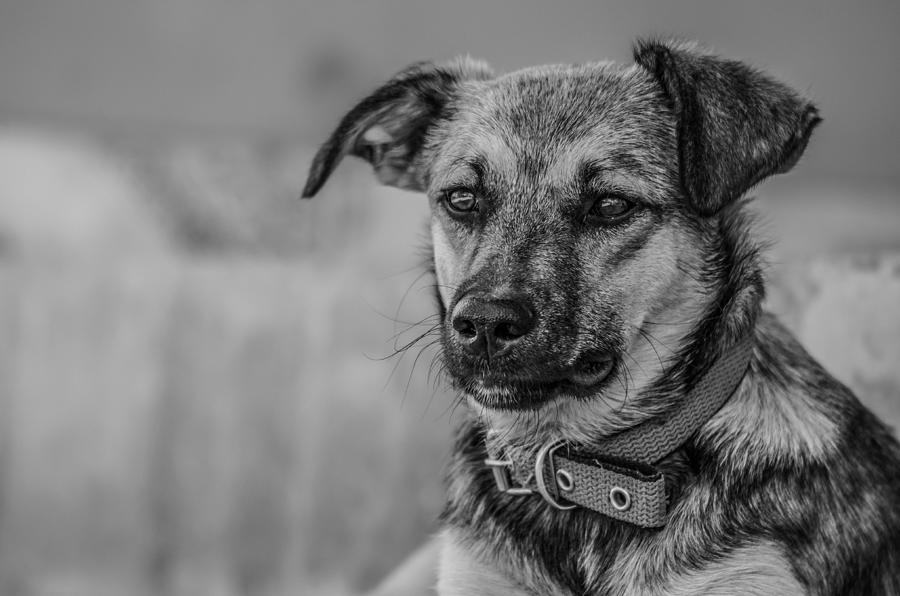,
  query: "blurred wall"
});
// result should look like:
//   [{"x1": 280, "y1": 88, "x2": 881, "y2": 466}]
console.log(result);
[{"x1": 1, "y1": 0, "x2": 899, "y2": 183}]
